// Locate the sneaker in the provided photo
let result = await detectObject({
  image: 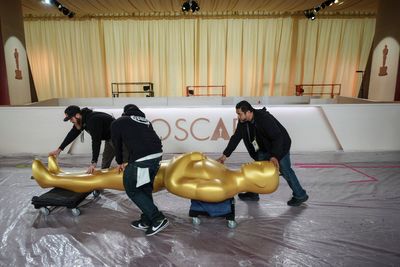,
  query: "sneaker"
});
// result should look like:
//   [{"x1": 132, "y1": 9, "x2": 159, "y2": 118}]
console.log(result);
[
  {"x1": 287, "y1": 195, "x2": 309, "y2": 206},
  {"x1": 238, "y1": 192, "x2": 260, "y2": 201},
  {"x1": 131, "y1": 220, "x2": 149, "y2": 231},
  {"x1": 145, "y1": 218, "x2": 169, "y2": 236}
]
